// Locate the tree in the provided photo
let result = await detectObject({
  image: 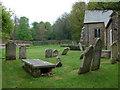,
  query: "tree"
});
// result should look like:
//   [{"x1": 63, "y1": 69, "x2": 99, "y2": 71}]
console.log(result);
[
  {"x1": 1, "y1": 3, "x2": 14, "y2": 41},
  {"x1": 69, "y1": 2, "x2": 86, "y2": 40},
  {"x1": 88, "y1": 1, "x2": 120, "y2": 10},
  {"x1": 31, "y1": 21, "x2": 39, "y2": 40},
  {"x1": 31, "y1": 21, "x2": 53, "y2": 41},
  {"x1": 15, "y1": 16, "x2": 33, "y2": 41},
  {"x1": 44, "y1": 22, "x2": 53, "y2": 40},
  {"x1": 53, "y1": 13, "x2": 71, "y2": 40}
]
